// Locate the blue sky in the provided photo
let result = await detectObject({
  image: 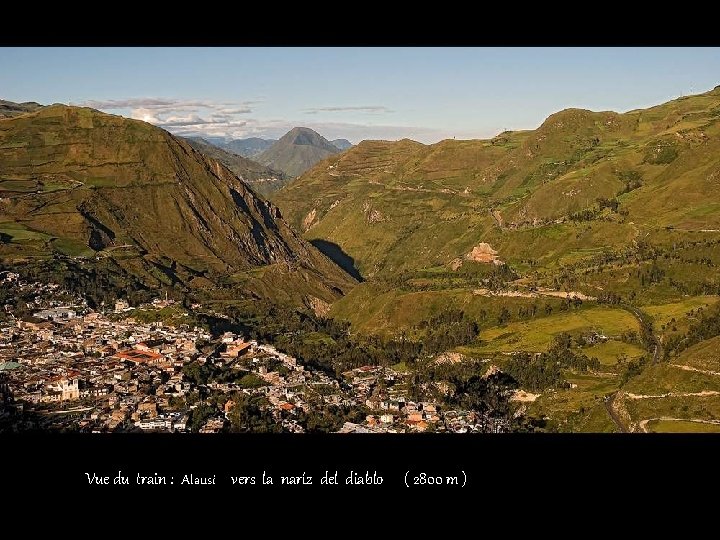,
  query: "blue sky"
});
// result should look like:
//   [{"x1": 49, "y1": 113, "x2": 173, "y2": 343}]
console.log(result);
[{"x1": 1, "y1": 47, "x2": 719, "y2": 143}]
